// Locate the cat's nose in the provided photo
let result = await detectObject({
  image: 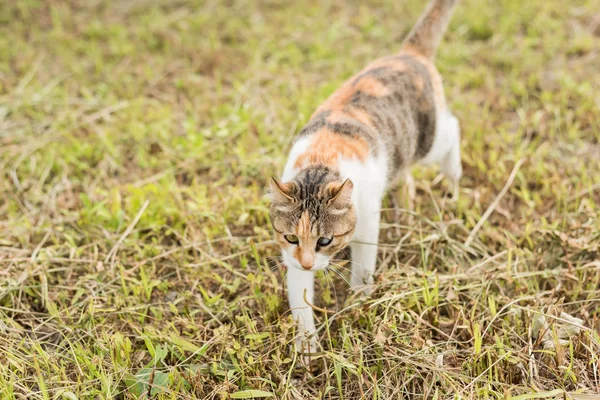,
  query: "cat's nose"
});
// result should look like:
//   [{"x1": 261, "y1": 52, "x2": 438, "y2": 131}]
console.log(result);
[{"x1": 300, "y1": 263, "x2": 313, "y2": 271}]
